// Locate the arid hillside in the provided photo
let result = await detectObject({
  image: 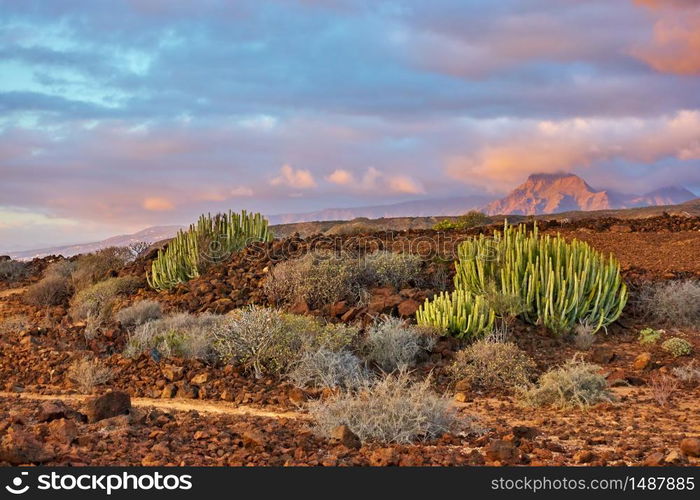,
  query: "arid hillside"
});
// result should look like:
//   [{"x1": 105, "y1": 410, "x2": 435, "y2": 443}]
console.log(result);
[{"x1": 0, "y1": 213, "x2": 698, "y2": 466}]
